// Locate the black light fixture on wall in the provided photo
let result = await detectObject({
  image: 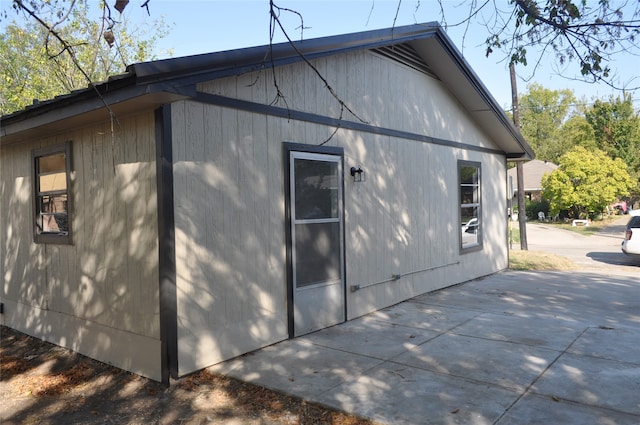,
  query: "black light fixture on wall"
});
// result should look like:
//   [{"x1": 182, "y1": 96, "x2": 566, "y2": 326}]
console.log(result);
[{"x1": 350, "y1": 166, "x2": 365, "y2": 182}]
